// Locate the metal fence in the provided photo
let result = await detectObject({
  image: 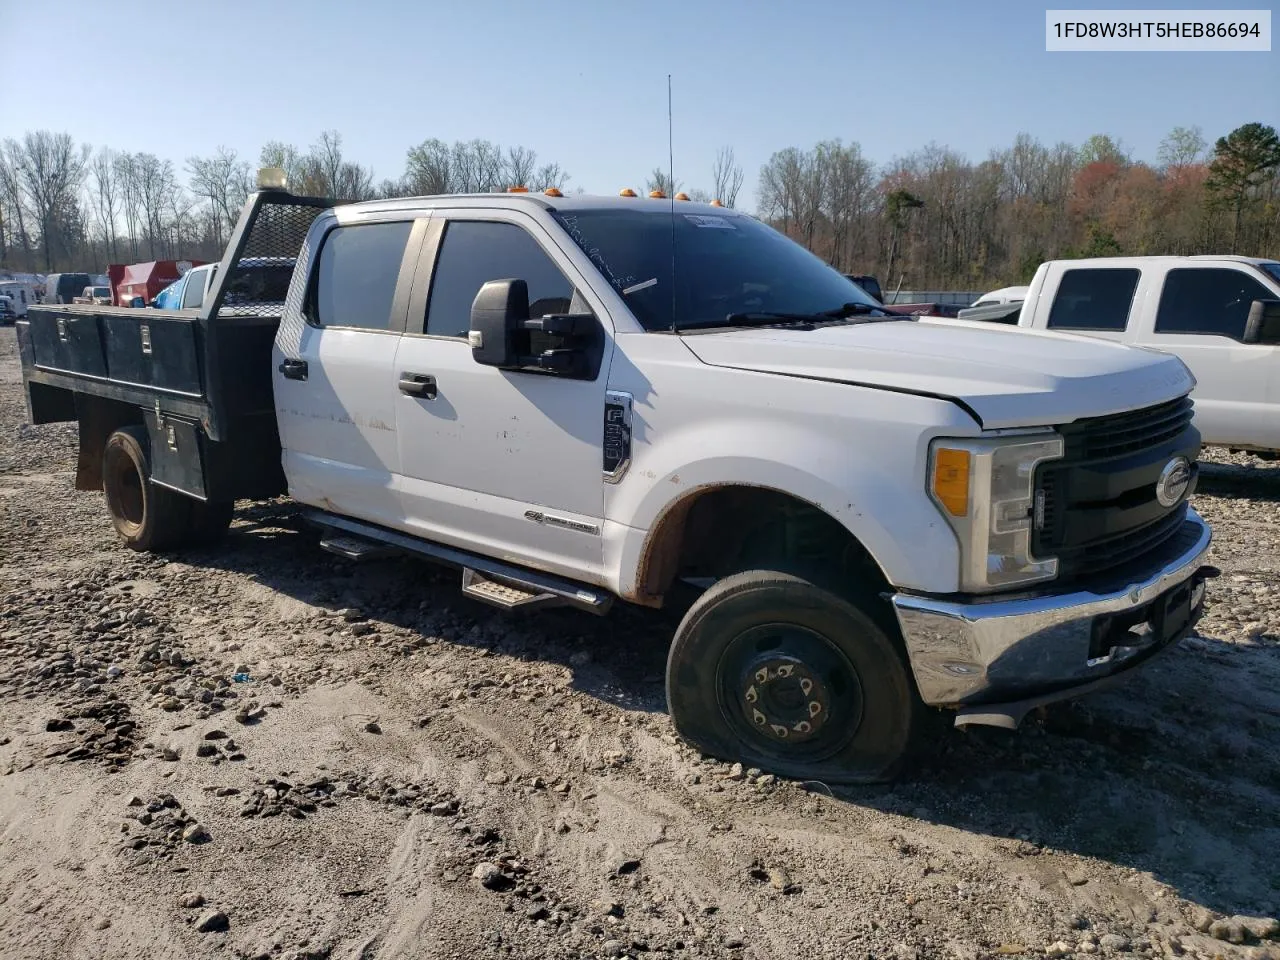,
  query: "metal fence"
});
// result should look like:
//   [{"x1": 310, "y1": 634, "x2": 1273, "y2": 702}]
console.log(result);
[{"x1": 883, "y1": 290, "x2": 985, "y2": 306}]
